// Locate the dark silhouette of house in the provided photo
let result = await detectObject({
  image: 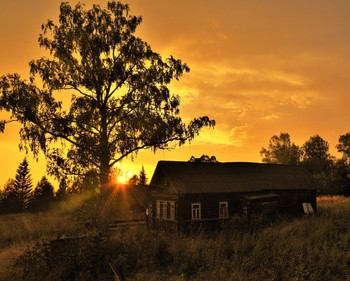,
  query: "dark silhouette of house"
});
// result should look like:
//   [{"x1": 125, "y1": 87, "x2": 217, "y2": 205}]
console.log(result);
[{"x1": 148, "y1": 161, "x2": 319, "y2": 231}]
